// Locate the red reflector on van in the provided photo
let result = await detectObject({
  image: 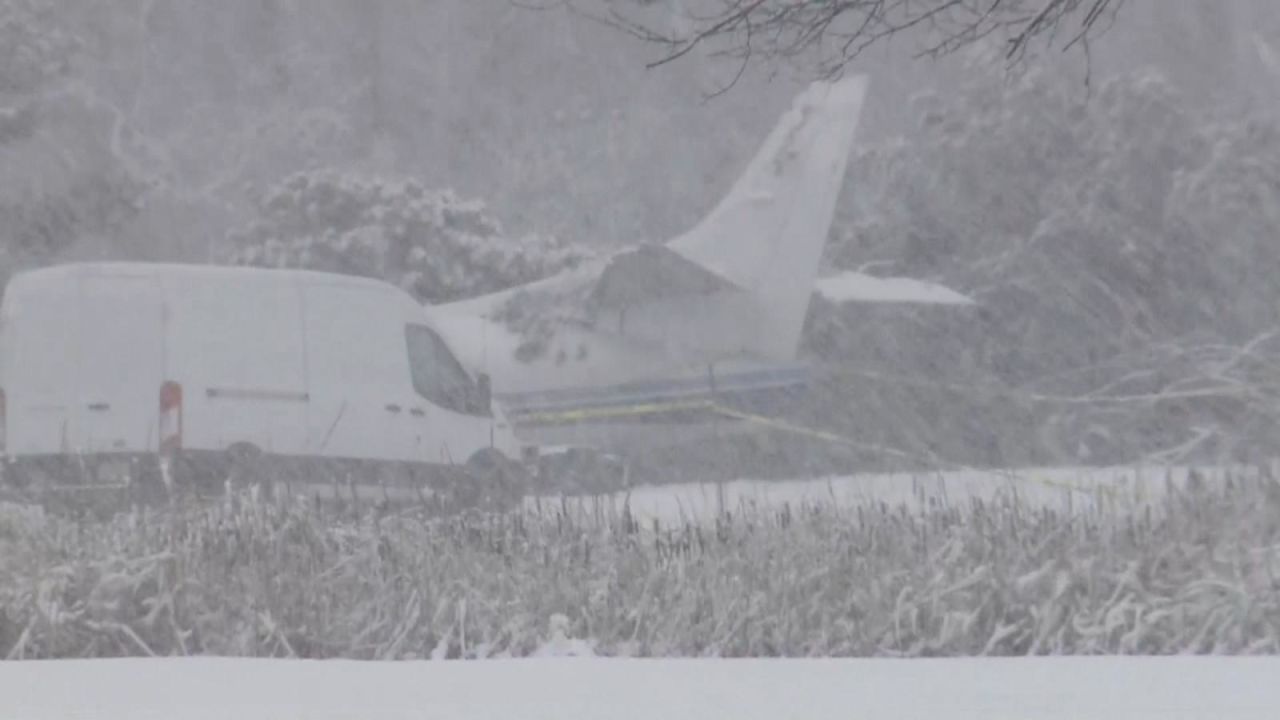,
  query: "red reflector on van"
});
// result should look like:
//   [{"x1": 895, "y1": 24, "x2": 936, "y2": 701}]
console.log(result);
[{"x1": 159, "y1": 381, "x2": 182, "y2": 454}]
